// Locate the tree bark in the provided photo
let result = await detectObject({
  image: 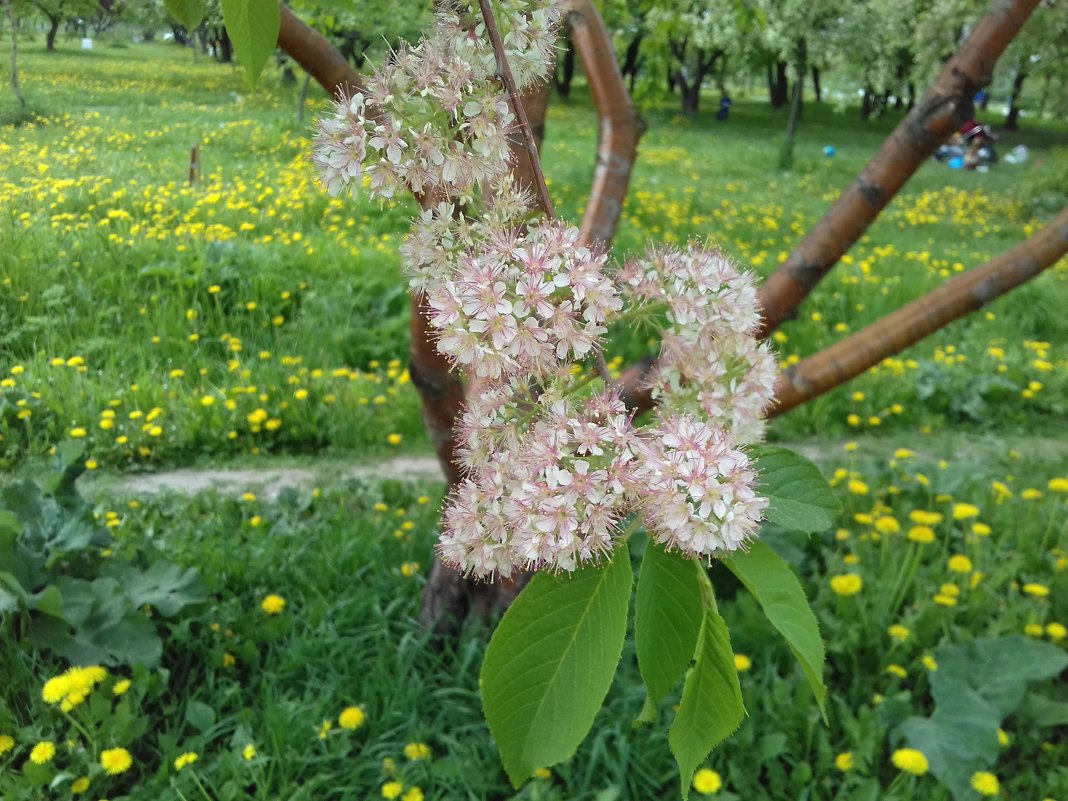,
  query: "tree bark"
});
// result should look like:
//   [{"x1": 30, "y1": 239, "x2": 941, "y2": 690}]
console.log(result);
[
  {"x1": 755, "y1": 0, "x2": 1041, "y2": 338},
  {"x1": 1005, "y1": 69, "x2": 1026, "y2": 129},
  {"x1": 569, "y1": 0, "x2": 644, "y2": 249},
  {"x1": 553, "y1": 22, "x2": 575, "y2": 98},
  {"x1": 769, "y1": 206, "x2": 1068, "y2": 416},
  {"x1": 621, "y1": 33, "x2": 641, "y2": 92},
  {"x1": 46, "y1": 14, "x2": 59, "y2": 51},
  {"x1": 780, "y1": 39, "x2": 806, "y2": 169},
  {"x1": 770, "y1": 60, "x2": 789, "y2": 108},
  {"x1": 811, "y1": 65, "x2": 821, "y2": 102},
  {"x1": 4, "y1": 0, "x2": 23, "y2": 107}
]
